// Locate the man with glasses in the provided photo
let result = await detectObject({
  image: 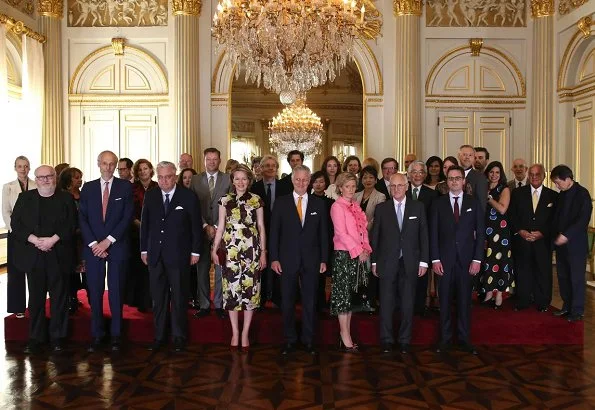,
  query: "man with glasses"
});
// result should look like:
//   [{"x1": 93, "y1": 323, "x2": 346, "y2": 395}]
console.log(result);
[
  {"x1": 117, "y1": 158, "x2": 134, "y2": 183},
  {"x1": 11, "y1": 166, "x2": 76, "y2": 354},
  {"x1": 79, "y1": 150, "x2": 134, "y2": 353},
  {"x1": 430, "y1": 165, "x2": 485, "y2": 355},
  {"x1": 375, "y1": 157, "x2": 399, "y2": 200}
]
